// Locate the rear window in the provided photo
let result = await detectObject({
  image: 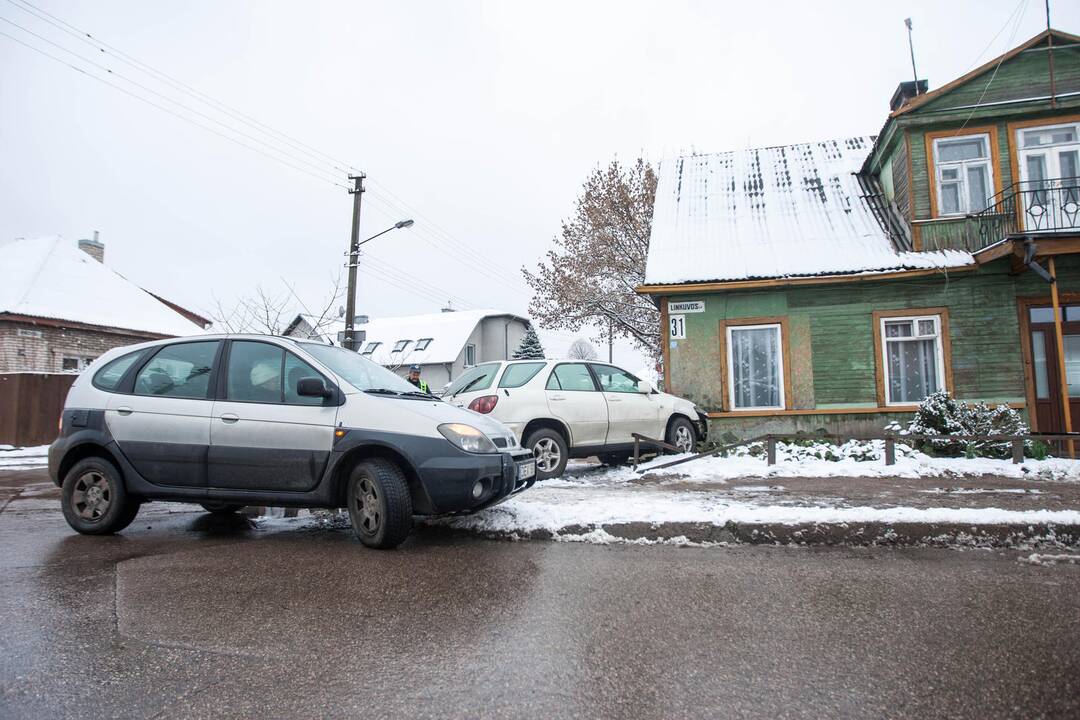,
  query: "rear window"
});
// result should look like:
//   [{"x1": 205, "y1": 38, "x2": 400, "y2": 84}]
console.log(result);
[
  {"x1": 498, "y1": 362, "x2": 545, "y2": 389},
  {"x1": 444, "y1": 363, "x2": 498, "y2": 396},
  {"x1": 91, "y1": 351, "x2": 143, "y2": 391}
]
